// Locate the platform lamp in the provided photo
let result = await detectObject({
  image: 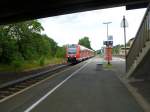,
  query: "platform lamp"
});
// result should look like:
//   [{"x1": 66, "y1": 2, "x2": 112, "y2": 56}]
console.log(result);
[{"x1": 103, "y1": 22, "x2": 112, "y2": 64}]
